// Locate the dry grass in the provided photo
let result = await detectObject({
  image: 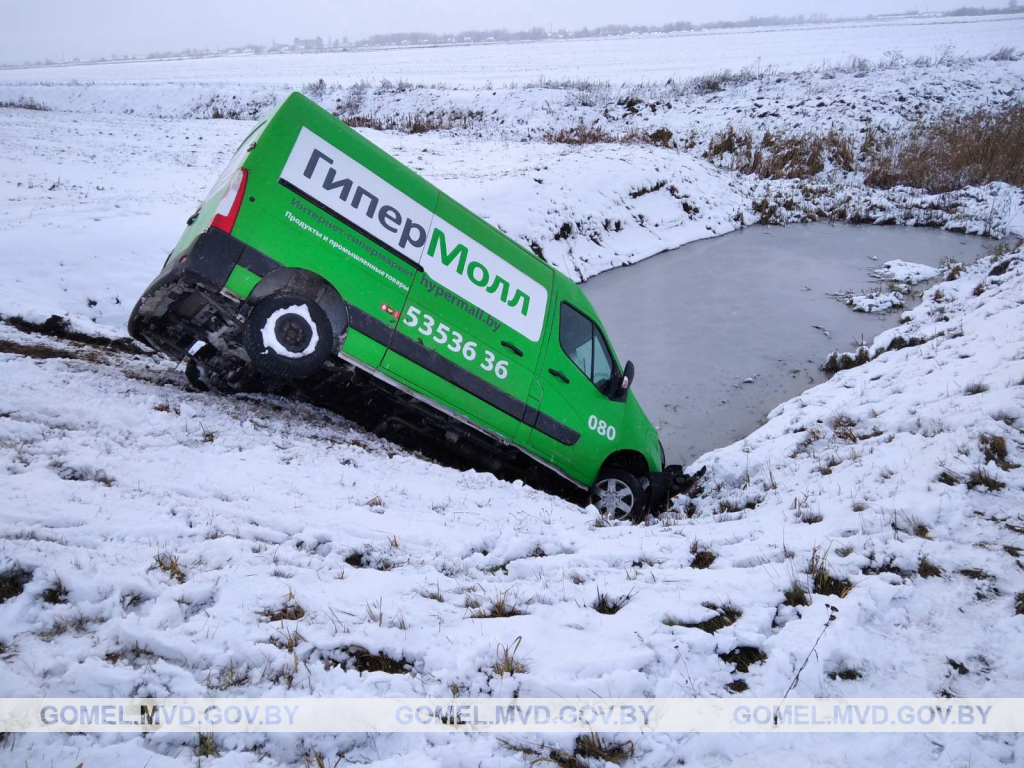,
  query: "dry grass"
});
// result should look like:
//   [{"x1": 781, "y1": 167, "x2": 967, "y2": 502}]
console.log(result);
[
  {"x1": 980, "y1": 433, "x2": 1018, "y2": 471},
  {"x1": 821, "y1": 347, "x2": 871, "y2": 375},
  {"x1": 865, "y1": 102, "x2": 1024, "y2": 193},
  {"x1": 0, "y1": 98, "x2": 50, "y2": 111},
  {"x1": 807, "y1": 545, "x2": 852, "y2": 597},
  {"x1": 959, "y1": 568, "x2": 992, "y2": 581},
  {"x1": 154, "y1": 552, "x2": 186, "y2": 584},
  {"x1": 989, "y1": 258, "x2": 1016, "y2": 277},
  {"x1": 345, "y1": 108, "x2": 485, "y2": 134},
  {"x1": 543, "y1": 122, "x2": 616, "y2": 145},
  {"x1": 705, "y1": 126, "x2": 856, "y2": 179},
  {"x1": 784, "y1": 582, "x2": 810, "y2": 607},
  {"x1": 829, "y1": 413, "x2": 859, "y2": 443},
  {"x1": 41, "y1": 579, "x2": 68, "y2": 605},
  {"x1": 327, "y1": 645, "x2": 410, "y2": 675},
  {"x1": 196, "y1": 732, "x2": 219, "y2": 759},
  {"x1": 269, "y1": 624, "x2": 305, "y2": 655},
  {"x1": 965, "y1": 467, "x2": 1006, "y2": 492},
  {"x1": 704, "y1": 102, "x2": 1024, "y2": 196},
  {"x1": 629, "y1": 180, "x2": 667, "y2": 198},
  {"x1": 592, "y1": 587, "x2": 635, "y2": 615},
  {"x1": 493, "y1": 635, "x2": 527, "y2": 678},
  {"x1": 0, "y1": 567, "x2": 33, "y2": 604},
  {"x1": 919, "y1": 556, "x2": 943, "y2": 578},
  {"x1": 886, "y1": 335, "x2": 928, "y2": 352},
  {"x1": 719, "y1": 646, "x2": 768, "y2": 673},
  {"x1": 41, "y1": 611, "x2": 91, "y2": 639},
  {"x1": 261, "y1": 589, "x2": 306, "y2": 622},
  {"x1": 471, "y1": 588, "x2": 525, "y2": 619},
  {"x1": 664, "y1": 602, "x2": 742, "y2": 634},
  {"x1": 422, "y1": 582, "x2": 445, "y2": 603},
  {"x1": 571, "y1": 733, "x2": 634, "y2": 765},
  {"x1": 963, "y1": 380, "x2": 990, "y2": 396},
  {"x1": 501, "y1": 733, "x2": 633, "y2": 768},
  {"x1": 827, "y1": 667, "x2": 862, "y2": 681},
  {"x1": 689, "y1": 539, "x2": 717, "y2": 569}
]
